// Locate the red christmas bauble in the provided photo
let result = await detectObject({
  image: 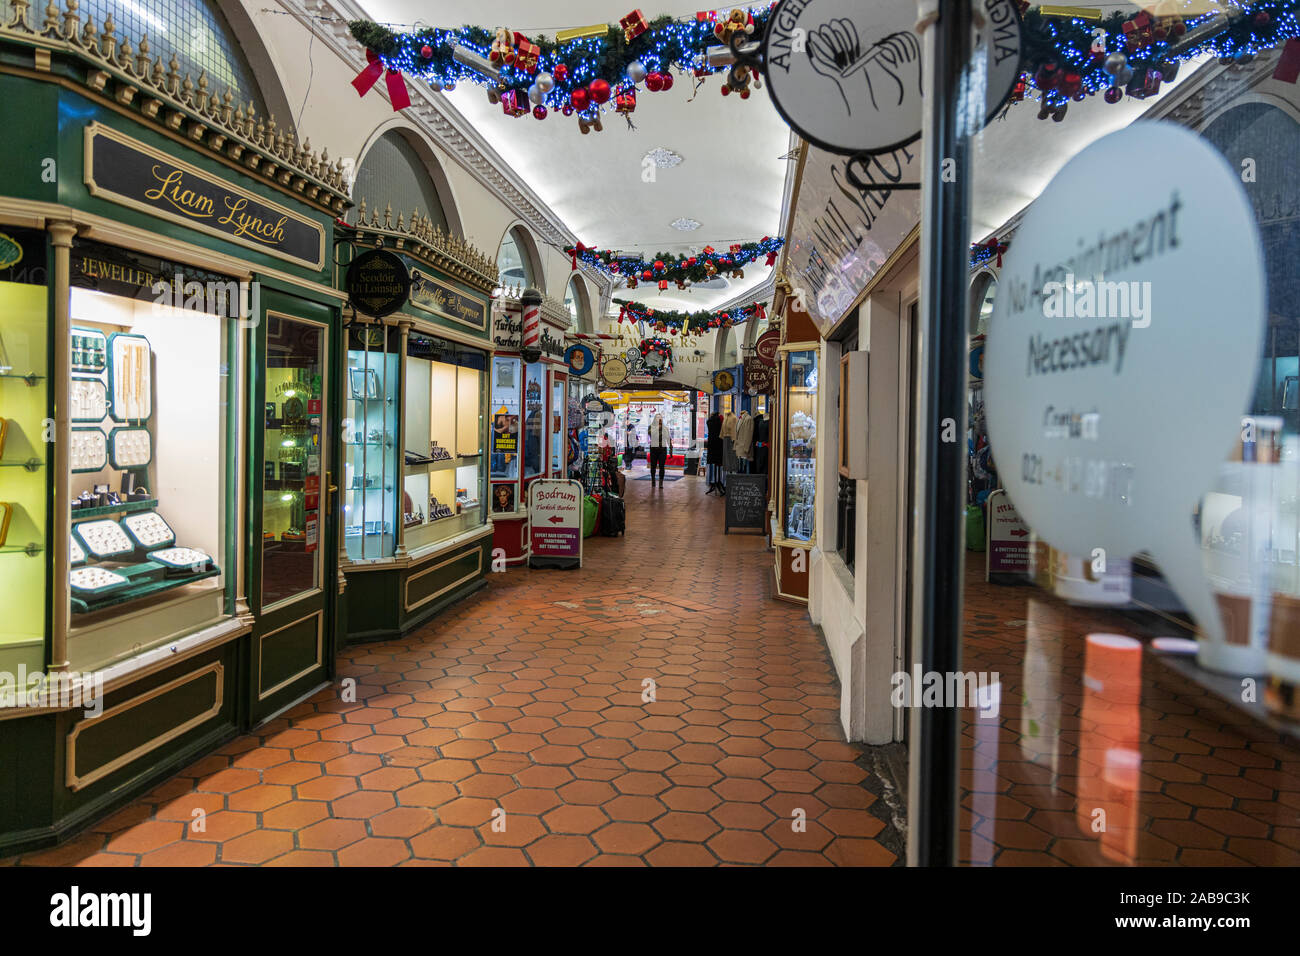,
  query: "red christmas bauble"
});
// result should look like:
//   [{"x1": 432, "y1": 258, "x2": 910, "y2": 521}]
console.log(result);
[
  {"x1": 686, "y1": 257, "x2": 696, "y2": 266},
  {"x1": 588, "y1": 78, "x2": 612, "y2": 104},
  {"x1": 662, "y1": 72, "x2": 674, "y2": 90},
  {"x1": 420, "y1": 45, "x2": 433, "y2": 59},
  {"x1": 1034, "y1": 62, "x2": 1059, "y2": 89},
  {"x1": 1103, "y1": 86, "x2": 1123, "y2": 104},
  {"x1": 571, "y1": 87, "x2": 589, "y2": 110},
  {"x1": 1059, "y1": 71, "x2": 1082, "y2": 96},
  {"x1": 653, "y1": 260, "x2": 664, "y2": 270},
  {"x1": 645, "y1": 72, "x2": 664, "y2": 92},
  {"x1": 533, "y1": 105, "x2": 547, "y2": 119},
  {"x1": 642, "y1": 270, "x2": 652, "y2": 280},
  {"x1": 561, "y1": 104, "x2": 574, "y2": 116},
  {"x1": 553, "y1": 63, "x2": 568, "y2": 82}
]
